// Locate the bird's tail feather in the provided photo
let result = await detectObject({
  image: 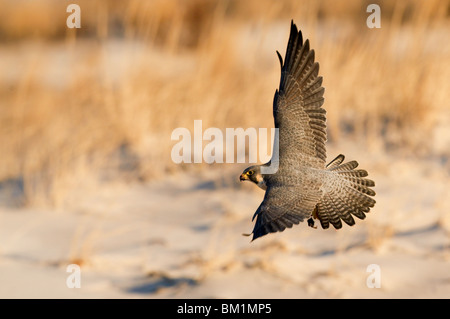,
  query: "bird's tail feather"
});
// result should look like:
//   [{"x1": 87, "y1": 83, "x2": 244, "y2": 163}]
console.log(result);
[{"x1": 315, "y1": 154, "x2": 376, "y2": 229}]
